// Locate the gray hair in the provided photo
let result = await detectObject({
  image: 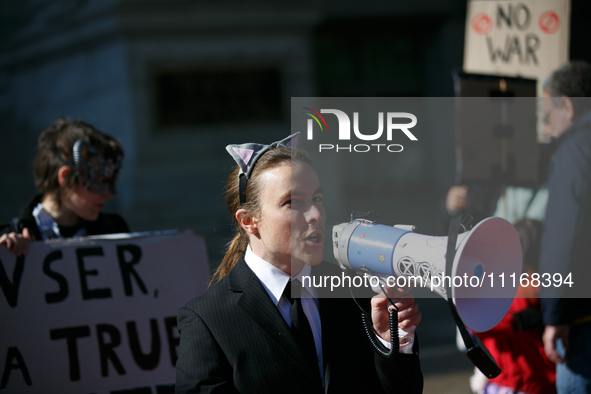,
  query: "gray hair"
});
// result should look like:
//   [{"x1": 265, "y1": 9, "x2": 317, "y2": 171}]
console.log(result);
[{"x1": 545, "y1": 61, "x2": 591, "y2": 116}]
